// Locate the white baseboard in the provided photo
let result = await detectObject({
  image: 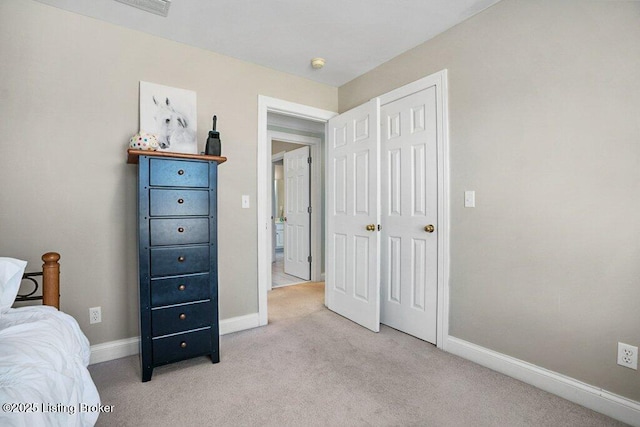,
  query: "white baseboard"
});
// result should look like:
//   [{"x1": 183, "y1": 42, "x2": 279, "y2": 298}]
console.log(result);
[
  {"x1": 89, "y1": 337, "x2": 139, "y2": 365},
  {"x1": 445, "y1": 336, "x2": 640, "y2": 427},
  {"x1": 89, "y1": 313, "x2": 262, "y2": 365},
  {"x1": 219, "y1": 313, "x2": 260, "y2": 335}
]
